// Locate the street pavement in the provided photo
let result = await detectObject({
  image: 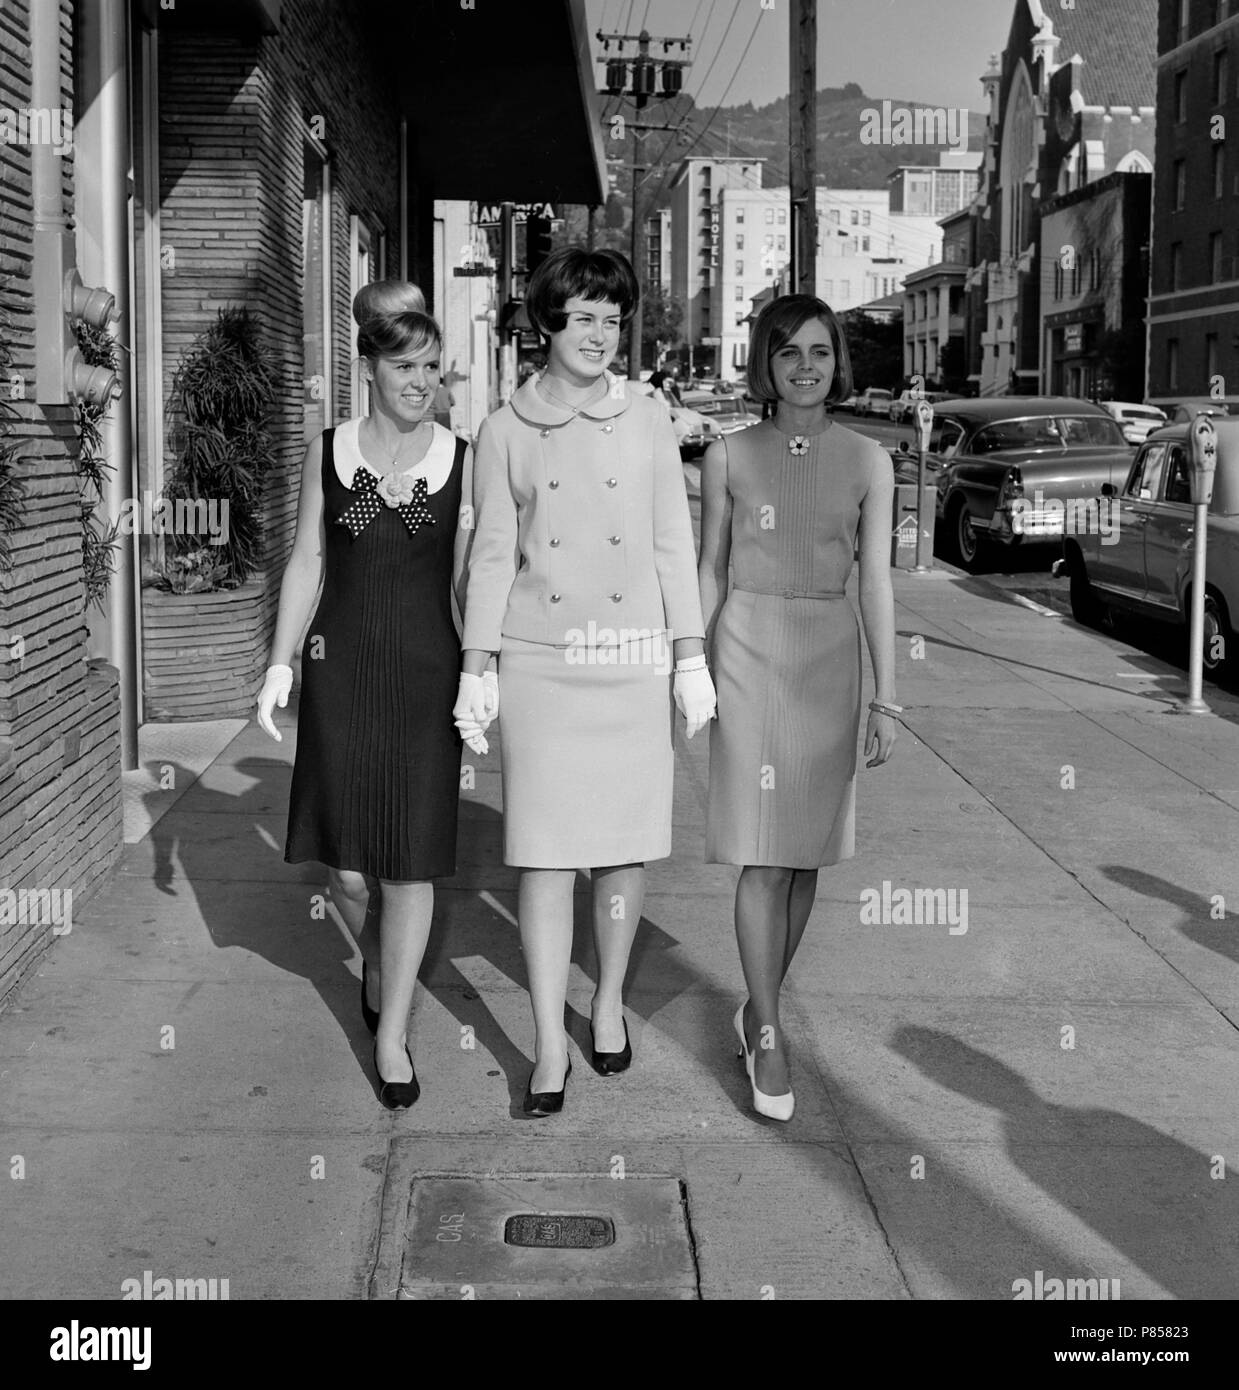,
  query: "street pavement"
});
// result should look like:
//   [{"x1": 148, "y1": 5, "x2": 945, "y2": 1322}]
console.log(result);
[{"x1": 3, "y1": 546, "x2": 1239, "y2": 1299}]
